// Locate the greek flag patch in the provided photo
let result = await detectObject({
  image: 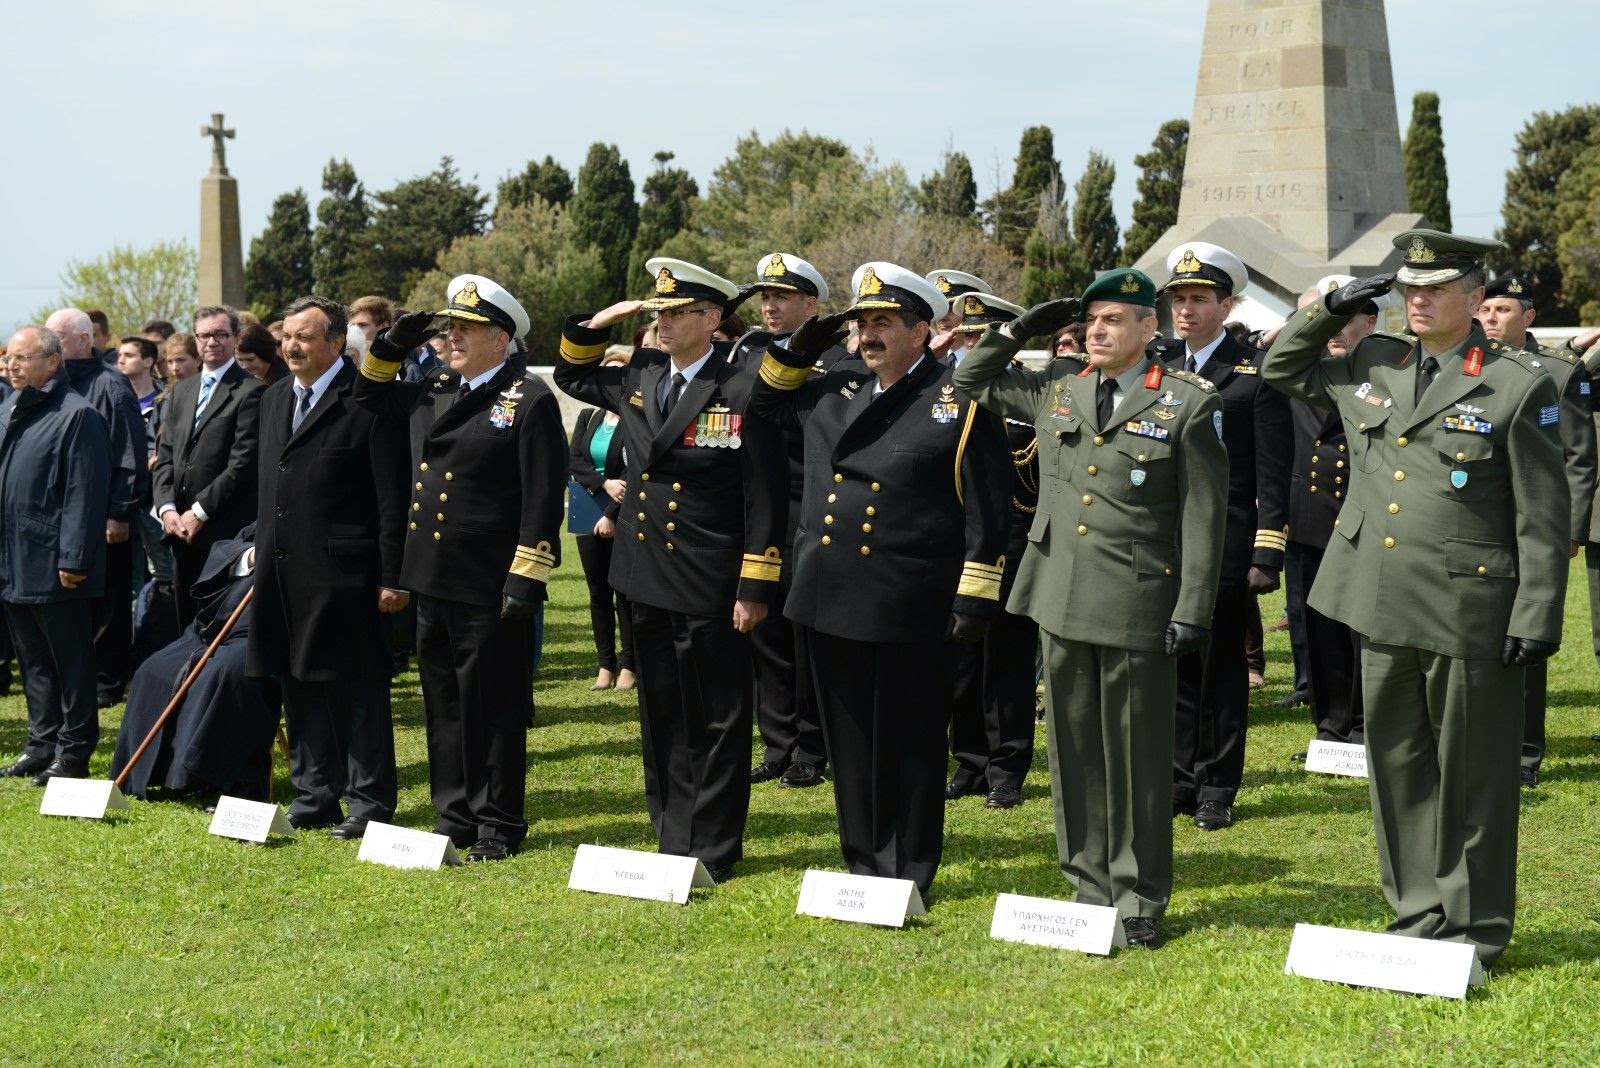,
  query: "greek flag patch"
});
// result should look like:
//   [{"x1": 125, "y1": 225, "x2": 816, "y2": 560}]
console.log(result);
[
  {"x1": 1539, "y1": 405, "x2": 1560, "y2": 427},
  {"x1": 1582, "y1": 381, "x2": 1592, "y2": 396}
]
